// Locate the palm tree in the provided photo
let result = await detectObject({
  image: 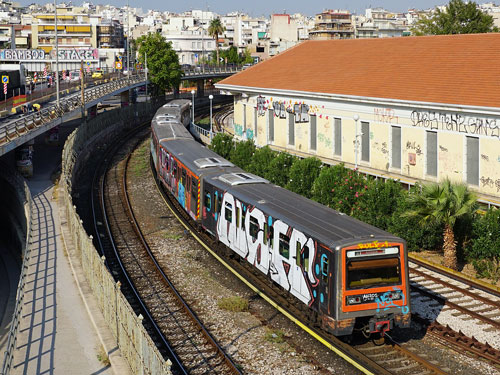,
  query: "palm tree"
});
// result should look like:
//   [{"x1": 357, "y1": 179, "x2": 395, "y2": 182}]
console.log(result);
[
  {"x1": 208, "y1": 18, "x2": 225, "y2": 65},
  {"x1": 402, "y1": 179, "x2": 477, "y2": 270}
]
